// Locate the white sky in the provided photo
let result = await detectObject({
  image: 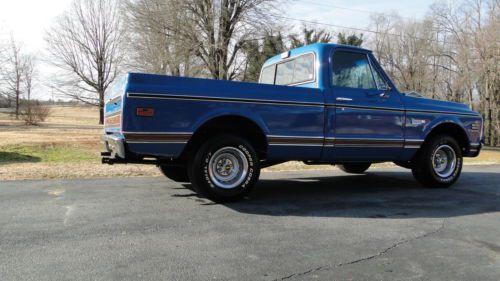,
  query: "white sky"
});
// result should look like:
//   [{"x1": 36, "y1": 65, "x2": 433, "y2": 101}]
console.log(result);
[
  {"x1": 0, "y1": 0, "x2": 436, "y2": 99},
  {"x1": 0, "y1": 0, "x2": 70, "y2": 52}
]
